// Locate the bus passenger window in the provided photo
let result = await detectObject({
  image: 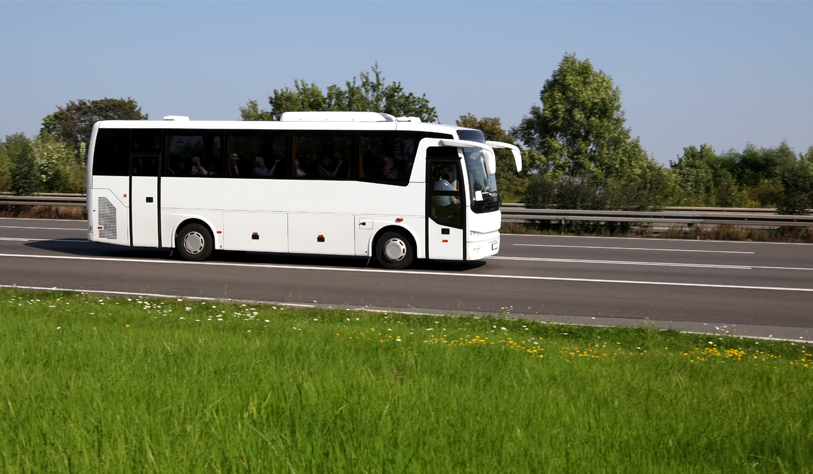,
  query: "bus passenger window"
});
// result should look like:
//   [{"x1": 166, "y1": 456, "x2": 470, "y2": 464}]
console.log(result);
[
  {"x1": 166, "y1": 131, "x2": 223, "y2": 177},
  {"x1": 293, "y1": 132, "x2": 353, "y2": 180},
  {"x1": 227, "y1": 131, "x2": 287, "y2": 178},
  {"x1": 359, "y1": 133, "x2": 417, "y2": 185}
]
